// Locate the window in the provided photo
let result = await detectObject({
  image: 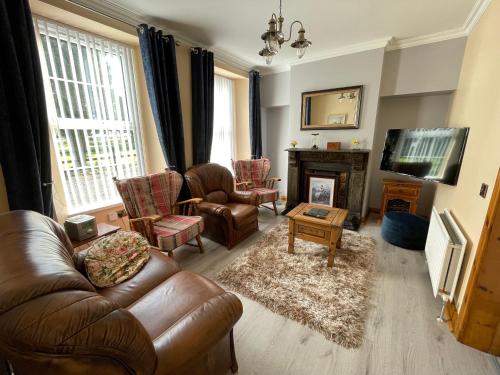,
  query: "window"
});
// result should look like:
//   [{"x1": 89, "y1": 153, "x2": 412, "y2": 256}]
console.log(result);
[
  {"x1": 210, "y1": 75, "x2": 235, "y2": 171},
  {"x1": 34, "y1": 17, "x2": 144, "y2": 213}
]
